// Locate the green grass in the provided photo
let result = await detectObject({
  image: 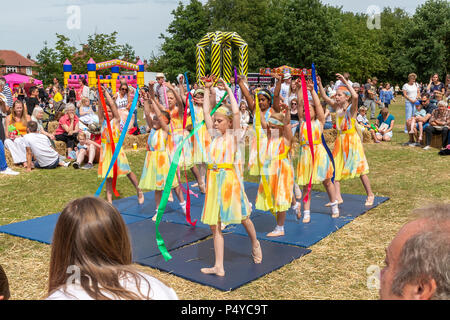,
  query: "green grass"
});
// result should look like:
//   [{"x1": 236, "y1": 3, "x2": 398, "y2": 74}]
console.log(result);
[{"x1": 0, "y1": 99, "x2": 449, "y2": 300}]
